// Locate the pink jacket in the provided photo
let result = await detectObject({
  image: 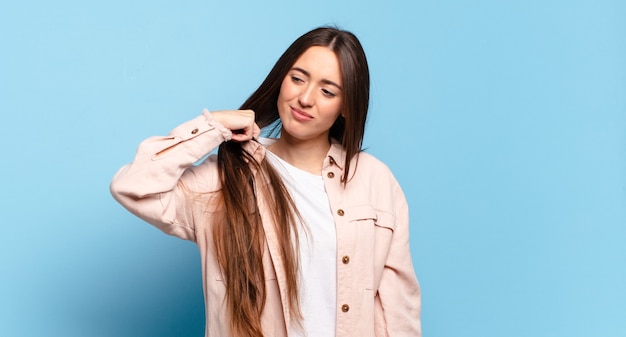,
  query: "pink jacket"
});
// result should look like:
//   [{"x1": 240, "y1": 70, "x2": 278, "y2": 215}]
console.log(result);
[{"x1": 110, "y1": 110, "x2": 421, "y2": 337}]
